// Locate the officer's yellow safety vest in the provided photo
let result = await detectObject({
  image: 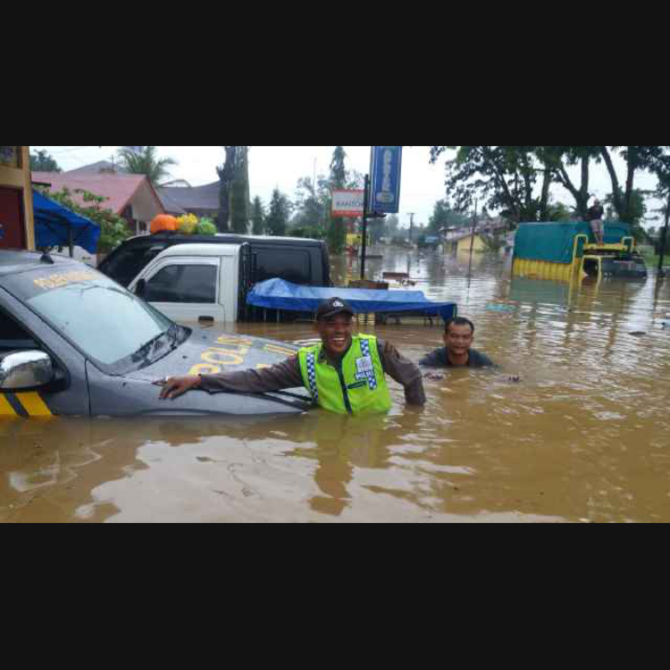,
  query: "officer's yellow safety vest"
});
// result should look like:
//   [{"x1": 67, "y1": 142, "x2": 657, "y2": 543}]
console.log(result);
[{"x1": 298, "y1": 335, "x2": 392, "y2": 415}]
